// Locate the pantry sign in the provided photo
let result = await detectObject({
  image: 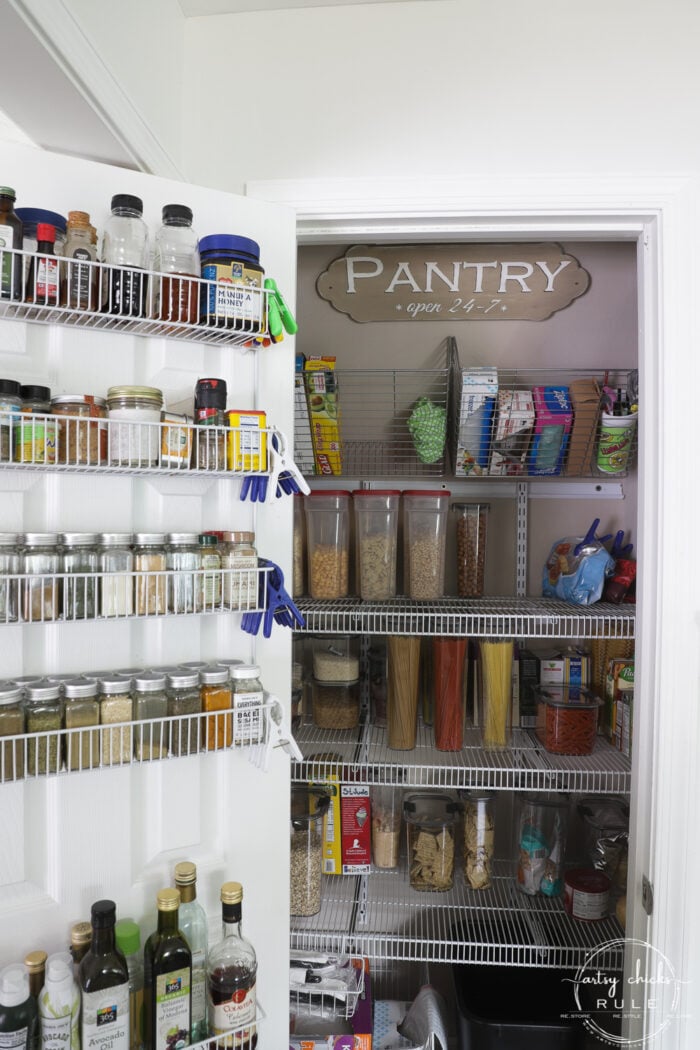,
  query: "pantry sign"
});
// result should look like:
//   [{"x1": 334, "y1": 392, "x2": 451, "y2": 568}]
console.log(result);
[{"x1": 316, "y1": 243, "x2": 590, "y2": 322}]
